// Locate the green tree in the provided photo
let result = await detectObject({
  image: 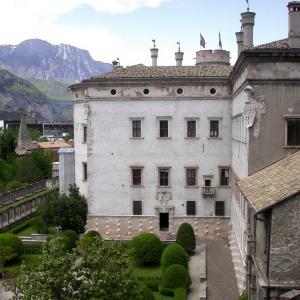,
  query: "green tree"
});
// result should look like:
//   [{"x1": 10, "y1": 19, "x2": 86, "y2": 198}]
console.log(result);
[
  {"x1": 0, "y1": 129, "x2": 16, "y2": 161},
  {"x1": 17, "y1": 236, "x2": 142, "y2": 300},
  {"x1": 38, "y1": 185, "x2": 88, "y2": 233},
  {"x1": 15, "y1": 157, "x2": 43, "y2": 183},
  {"x1": 31, "y1": 149, "x2": 53, "y2": 179},
  {"x1": 176, "y1": 223, "x2": 196, "y2": 253}
]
